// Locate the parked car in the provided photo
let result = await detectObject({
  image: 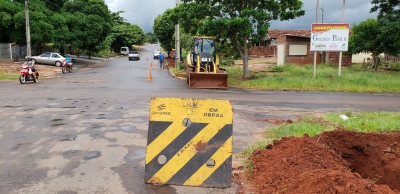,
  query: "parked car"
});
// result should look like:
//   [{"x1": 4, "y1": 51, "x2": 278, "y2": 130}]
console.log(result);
[
  {"x1": 60, "y1": 54, "x2": 76, "y2": 62},
  {"x1": 120, "y1": 47, "x2": 129, "y2": 55},
  {"x1": 153, "y1": 50, "x2": 162, "y2": 59},
  {"x1": 128, "y1": 51, "x2": 140, "y2": 60},
  {"x1": 31, "y1": 52, "x2": 65, "y2": 67}
]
